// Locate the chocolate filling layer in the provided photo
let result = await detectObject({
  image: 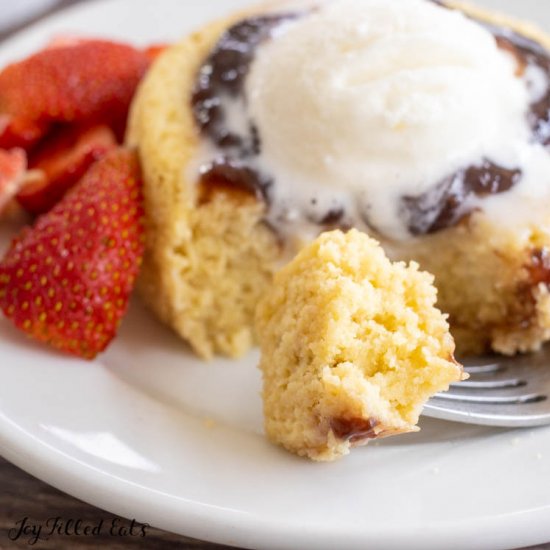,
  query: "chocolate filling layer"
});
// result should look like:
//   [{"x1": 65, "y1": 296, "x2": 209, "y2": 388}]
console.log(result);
[
  {"x1": 329, "y1": 417, "x2": 379, "y2": 444},
  {"x1": 191, "y1": 11, "x2": 550, "y2": 237},
  {"x1": 192, "y1": 14, "x2": 298, "y2": 155},
  {"x1": 493, "y1": 28, "x2": 550, "y2": 145},
  {"x1": 403, "y1": 161, "x2": 522, "y2": 235},
  {"x1": 527, "y1": 248, "x2": 550, "y2": 286}
]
